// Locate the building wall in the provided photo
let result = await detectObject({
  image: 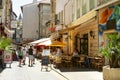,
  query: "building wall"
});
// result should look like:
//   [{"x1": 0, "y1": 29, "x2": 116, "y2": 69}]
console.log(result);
[
  {"x1": 6, "y1": 0, "x2": 11, "y2": 29},
  {"x1": 22, "y1": 3, "x2": 39, "y2": 40},
  {"x1": 69, "y1": 18, "x2": 98, "y2": 56},
  {"x1": 56, "y1": 0, "x2": 71, "y2": 25},
  {"x1": 53, "y1": 0, "x2": 118, "y2": 55},
  {"x1": 98, "y1": 2, "x2": 120, "y2": 48},
  {"x1": 38, "y1": 3, "x2": 50, "y2": 38},
  {"x1": 56, "y1": 0, "x2": 68, "y2": 14}
]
